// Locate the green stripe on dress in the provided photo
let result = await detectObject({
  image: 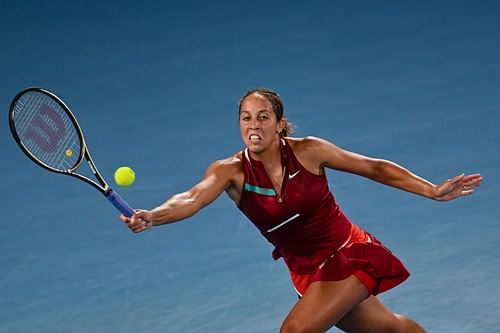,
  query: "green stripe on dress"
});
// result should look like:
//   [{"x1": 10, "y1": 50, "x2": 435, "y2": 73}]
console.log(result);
[{"x1": 244, "y1": 183, "x2": 277, "y2": 196}]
